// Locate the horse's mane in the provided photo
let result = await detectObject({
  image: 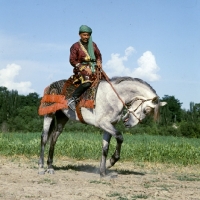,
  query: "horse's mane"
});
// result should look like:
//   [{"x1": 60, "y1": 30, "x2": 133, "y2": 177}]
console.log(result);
[{"x1": 109, "y1": 76, "x2": 156, "y2": 94}]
